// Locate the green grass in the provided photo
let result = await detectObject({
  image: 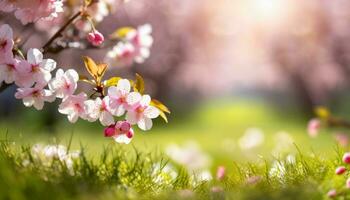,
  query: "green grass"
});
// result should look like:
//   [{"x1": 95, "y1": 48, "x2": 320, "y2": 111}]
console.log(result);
[
  {"x1": 0, "y1": 139, "x2": 347, "y2": 200},
  {"x1": 0, "y1": 99, "x2": 349, "y2": 199}
]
